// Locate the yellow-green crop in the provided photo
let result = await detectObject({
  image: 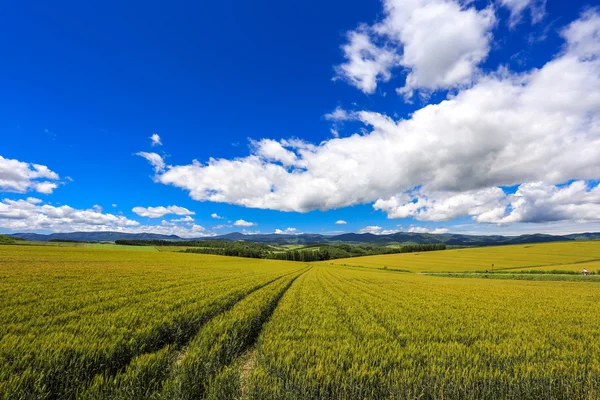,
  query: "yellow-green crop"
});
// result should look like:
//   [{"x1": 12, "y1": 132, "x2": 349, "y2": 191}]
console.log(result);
[
  {"x1": 2, "y1": 242, "x2": 600, "y2": 399},
  {"x1": 326, "y1": 240, "x2": 600, "y2": 272}
]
